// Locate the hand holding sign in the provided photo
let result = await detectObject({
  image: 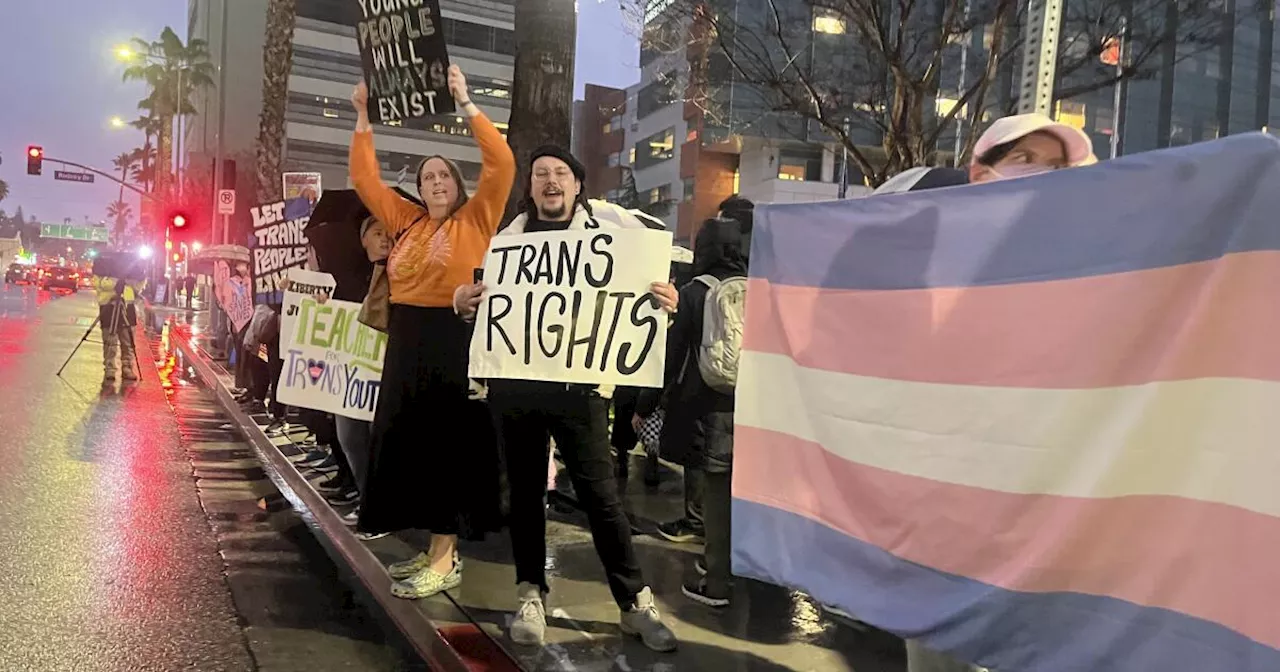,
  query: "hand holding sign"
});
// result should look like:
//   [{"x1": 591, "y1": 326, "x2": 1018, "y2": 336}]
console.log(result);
[
  {"x1": 448, "y1": 65, "x2": 468, "y2": 103},
  {"x1": 352, "y1": 80, "x2": 369, "y2": 113},
  {"x1": 649, "y1": 281, "x2": 679, "y2": 313},
  {"x1": 454, "y1": 282, "x2": 485, "y2": 322}
]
